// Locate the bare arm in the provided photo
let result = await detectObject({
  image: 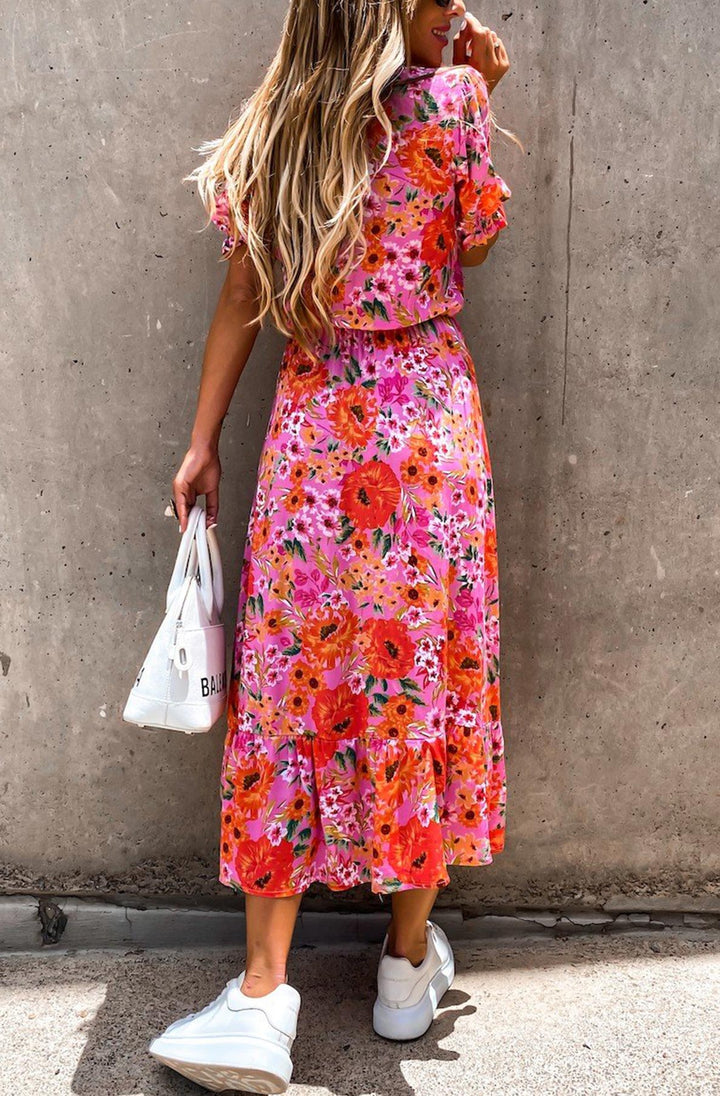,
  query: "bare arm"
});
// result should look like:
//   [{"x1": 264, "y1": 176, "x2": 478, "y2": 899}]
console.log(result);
[{"x1": 173, "y1": 246, "x2": 262, "y2": 532}]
